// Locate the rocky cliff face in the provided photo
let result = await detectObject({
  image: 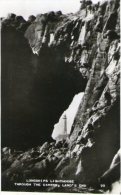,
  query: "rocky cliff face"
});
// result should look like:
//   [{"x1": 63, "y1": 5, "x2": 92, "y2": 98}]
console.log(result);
[
  {"x1": 1, "y1": 12, "x2": 86, "y2": 149},
  {"x1": 1, "y1": 0, "x2": 120, "y2": 193}
]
